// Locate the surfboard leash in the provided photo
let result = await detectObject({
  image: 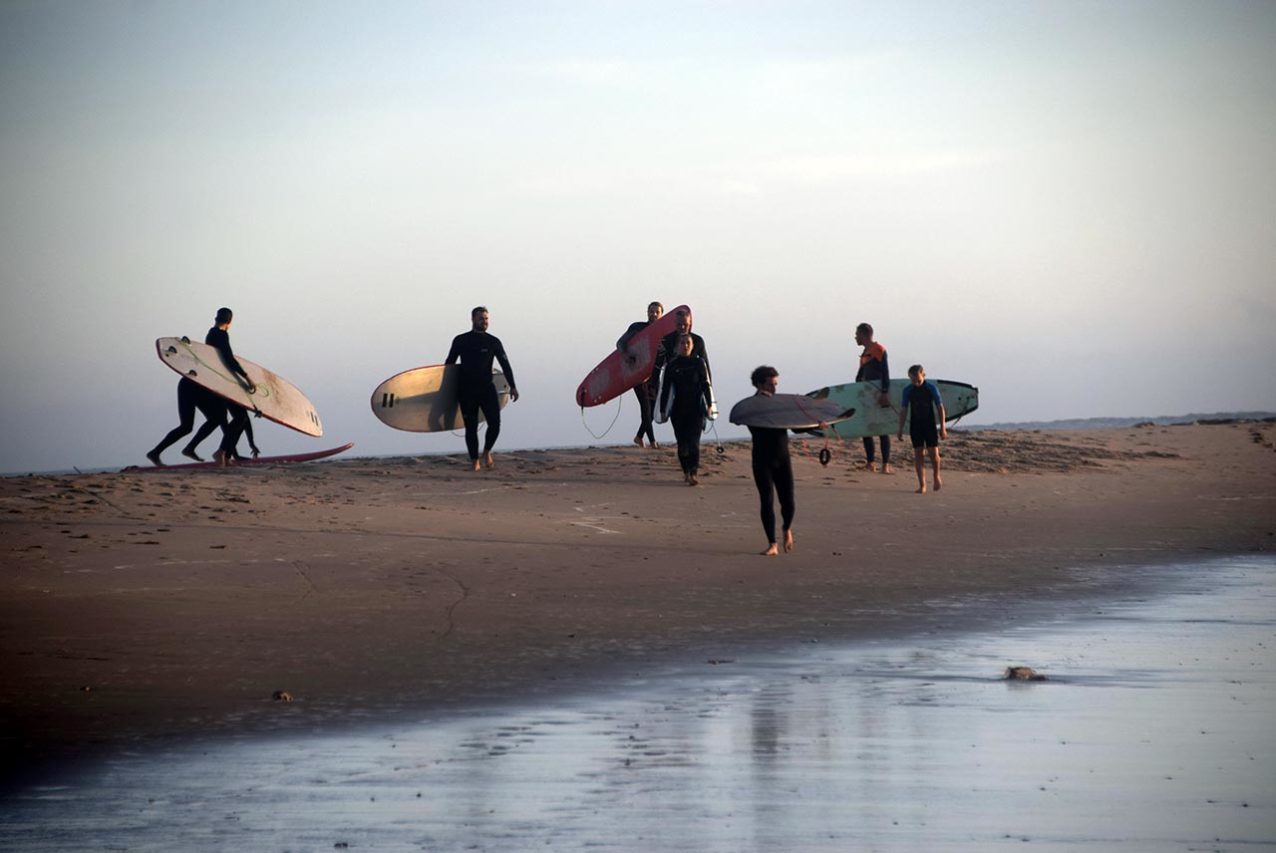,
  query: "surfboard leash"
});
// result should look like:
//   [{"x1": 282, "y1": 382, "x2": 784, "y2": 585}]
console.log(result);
[{"x1": 579, "y1": 394, "x2": 624, "y2": 441}]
